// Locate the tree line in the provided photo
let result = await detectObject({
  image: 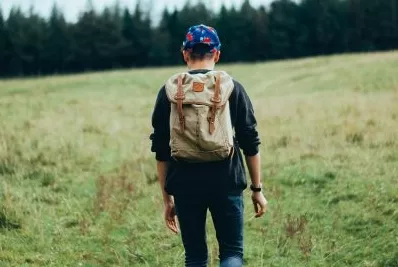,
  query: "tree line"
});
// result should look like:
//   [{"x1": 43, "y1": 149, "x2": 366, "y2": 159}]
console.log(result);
[{"x1": 0, "y1": 0, "x2": 397, "y2": 77}]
